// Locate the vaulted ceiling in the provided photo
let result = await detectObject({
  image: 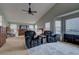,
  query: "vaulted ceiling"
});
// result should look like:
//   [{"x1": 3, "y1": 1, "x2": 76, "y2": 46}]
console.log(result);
[{"x1": 0, "y1": 3, "x2": 55, "y2": 24}]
